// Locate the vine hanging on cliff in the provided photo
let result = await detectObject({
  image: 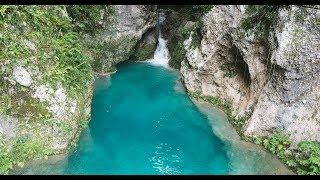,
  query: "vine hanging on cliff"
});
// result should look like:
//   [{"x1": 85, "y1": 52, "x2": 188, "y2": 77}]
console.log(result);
[{"x1": 240, "y1": 5, "x2": 288, "y2": 38}]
